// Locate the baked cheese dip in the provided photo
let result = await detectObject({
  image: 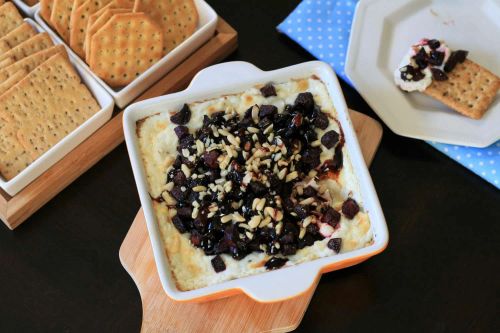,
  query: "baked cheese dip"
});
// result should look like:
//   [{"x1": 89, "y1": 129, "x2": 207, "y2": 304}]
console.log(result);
[{"x1": 137, "y1": 77, "x2": 373, "y2": 291}]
